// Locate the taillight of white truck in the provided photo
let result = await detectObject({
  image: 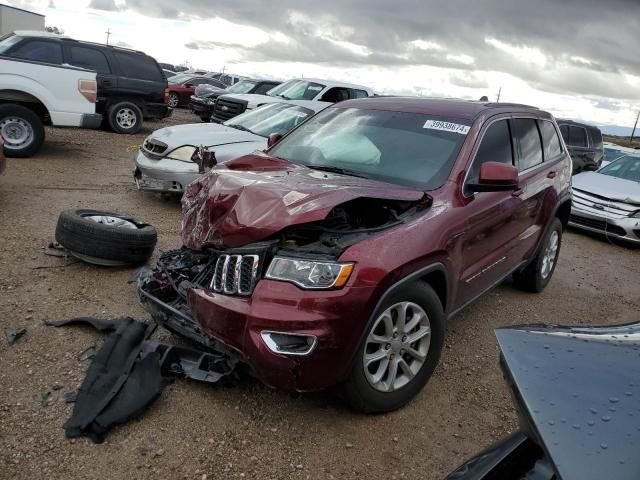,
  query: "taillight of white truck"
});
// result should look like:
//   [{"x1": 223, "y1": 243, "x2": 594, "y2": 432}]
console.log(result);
[{"x1": 78, "y1": 79, "x2": 98, "y2": 103}]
